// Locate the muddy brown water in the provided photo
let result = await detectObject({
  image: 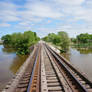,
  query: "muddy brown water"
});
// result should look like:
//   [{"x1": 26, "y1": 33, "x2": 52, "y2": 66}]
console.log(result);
[
  {"x1": 1, "y1": 45, "x2": 92, "y2": 91},
  {"x1": 62, "y1": 48, "x2": 92, "y2": 82},
  {"x1": 0, "y1": 45, "x2": 28, "y2": 91}
]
